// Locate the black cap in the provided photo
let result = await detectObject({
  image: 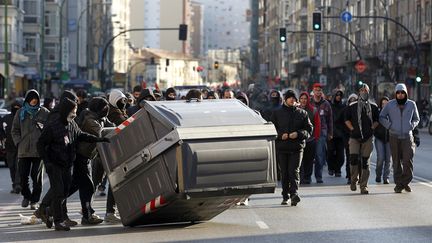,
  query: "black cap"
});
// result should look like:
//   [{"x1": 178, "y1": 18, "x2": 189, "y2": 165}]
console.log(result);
[{"x1": 284, "y1": 90, "x2": 297, "y2": 100}]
